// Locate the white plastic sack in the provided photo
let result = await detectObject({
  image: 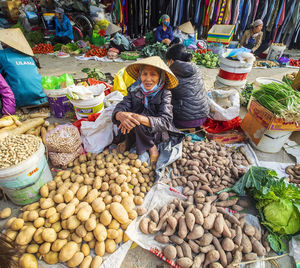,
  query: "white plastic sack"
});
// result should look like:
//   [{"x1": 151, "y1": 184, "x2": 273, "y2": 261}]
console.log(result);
[
  {"x1": 104, "y1": 91, "x2": 124, "y2": 107},
  {"x1": 81, "y1": 105, "x2": 117, "y2": 153},
  {"x1": 208, "y1": 89, "x2": 240, "y2": 121}
]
